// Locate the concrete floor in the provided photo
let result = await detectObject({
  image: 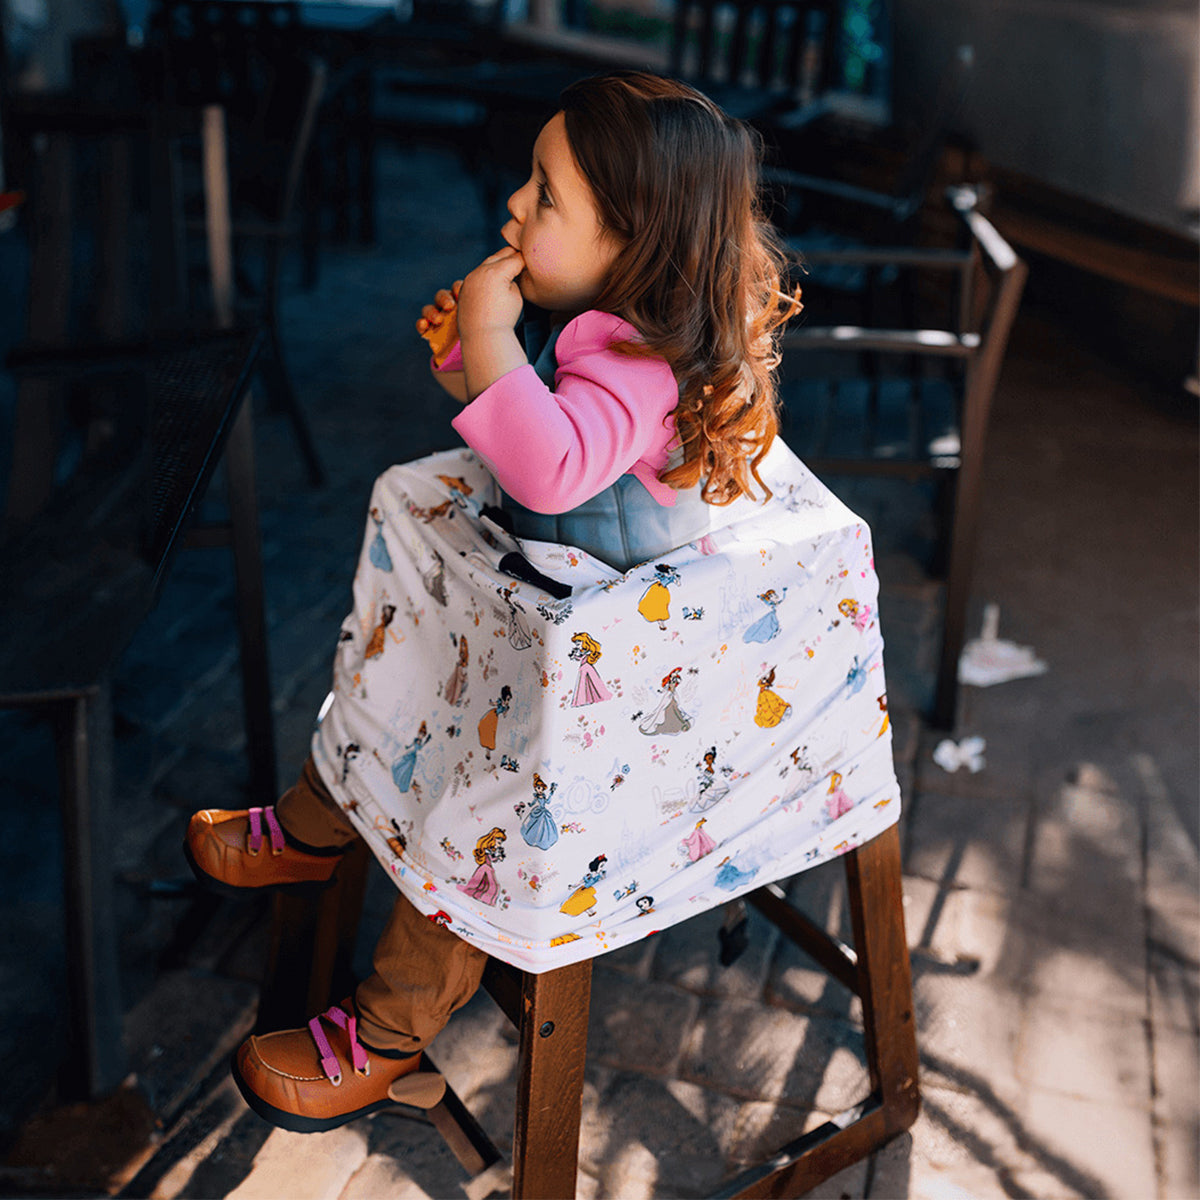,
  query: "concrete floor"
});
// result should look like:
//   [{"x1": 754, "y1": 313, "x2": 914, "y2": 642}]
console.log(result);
[{"x1": 0, "y1": 138, "x2": 1196, "y2": 1199}]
